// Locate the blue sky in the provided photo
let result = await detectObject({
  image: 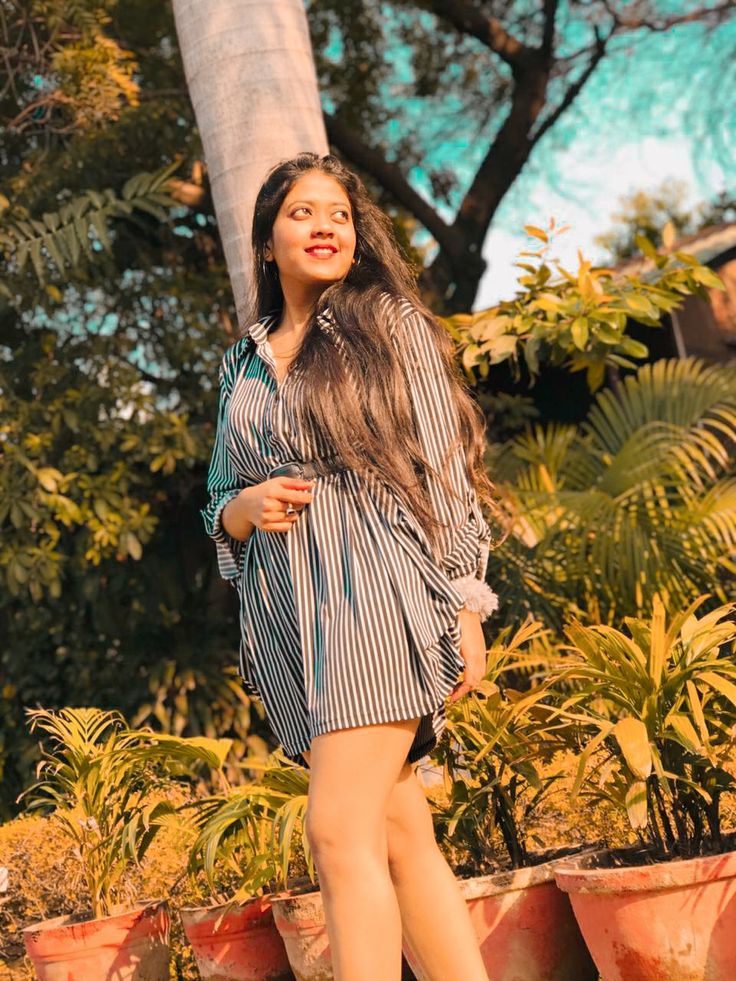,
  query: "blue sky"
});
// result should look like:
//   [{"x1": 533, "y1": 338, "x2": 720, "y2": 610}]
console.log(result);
[
  {"x1": 372, "y1": 4, "x2": 735, "y2": 310},
  {"x1": 477, "y1": 131, "x2": 724, "y2": 308}
]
